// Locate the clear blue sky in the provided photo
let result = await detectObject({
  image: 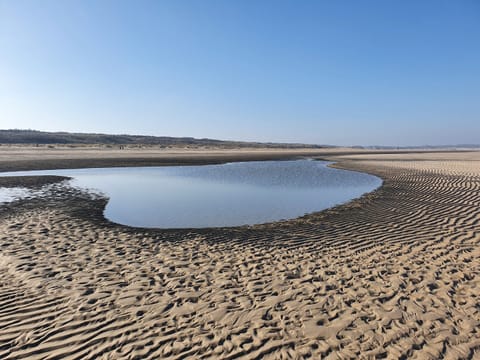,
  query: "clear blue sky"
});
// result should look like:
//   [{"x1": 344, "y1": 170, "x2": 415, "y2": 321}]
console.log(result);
[{"x1": 1, "y1": 0, "x2": 479, "y2": 146}]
